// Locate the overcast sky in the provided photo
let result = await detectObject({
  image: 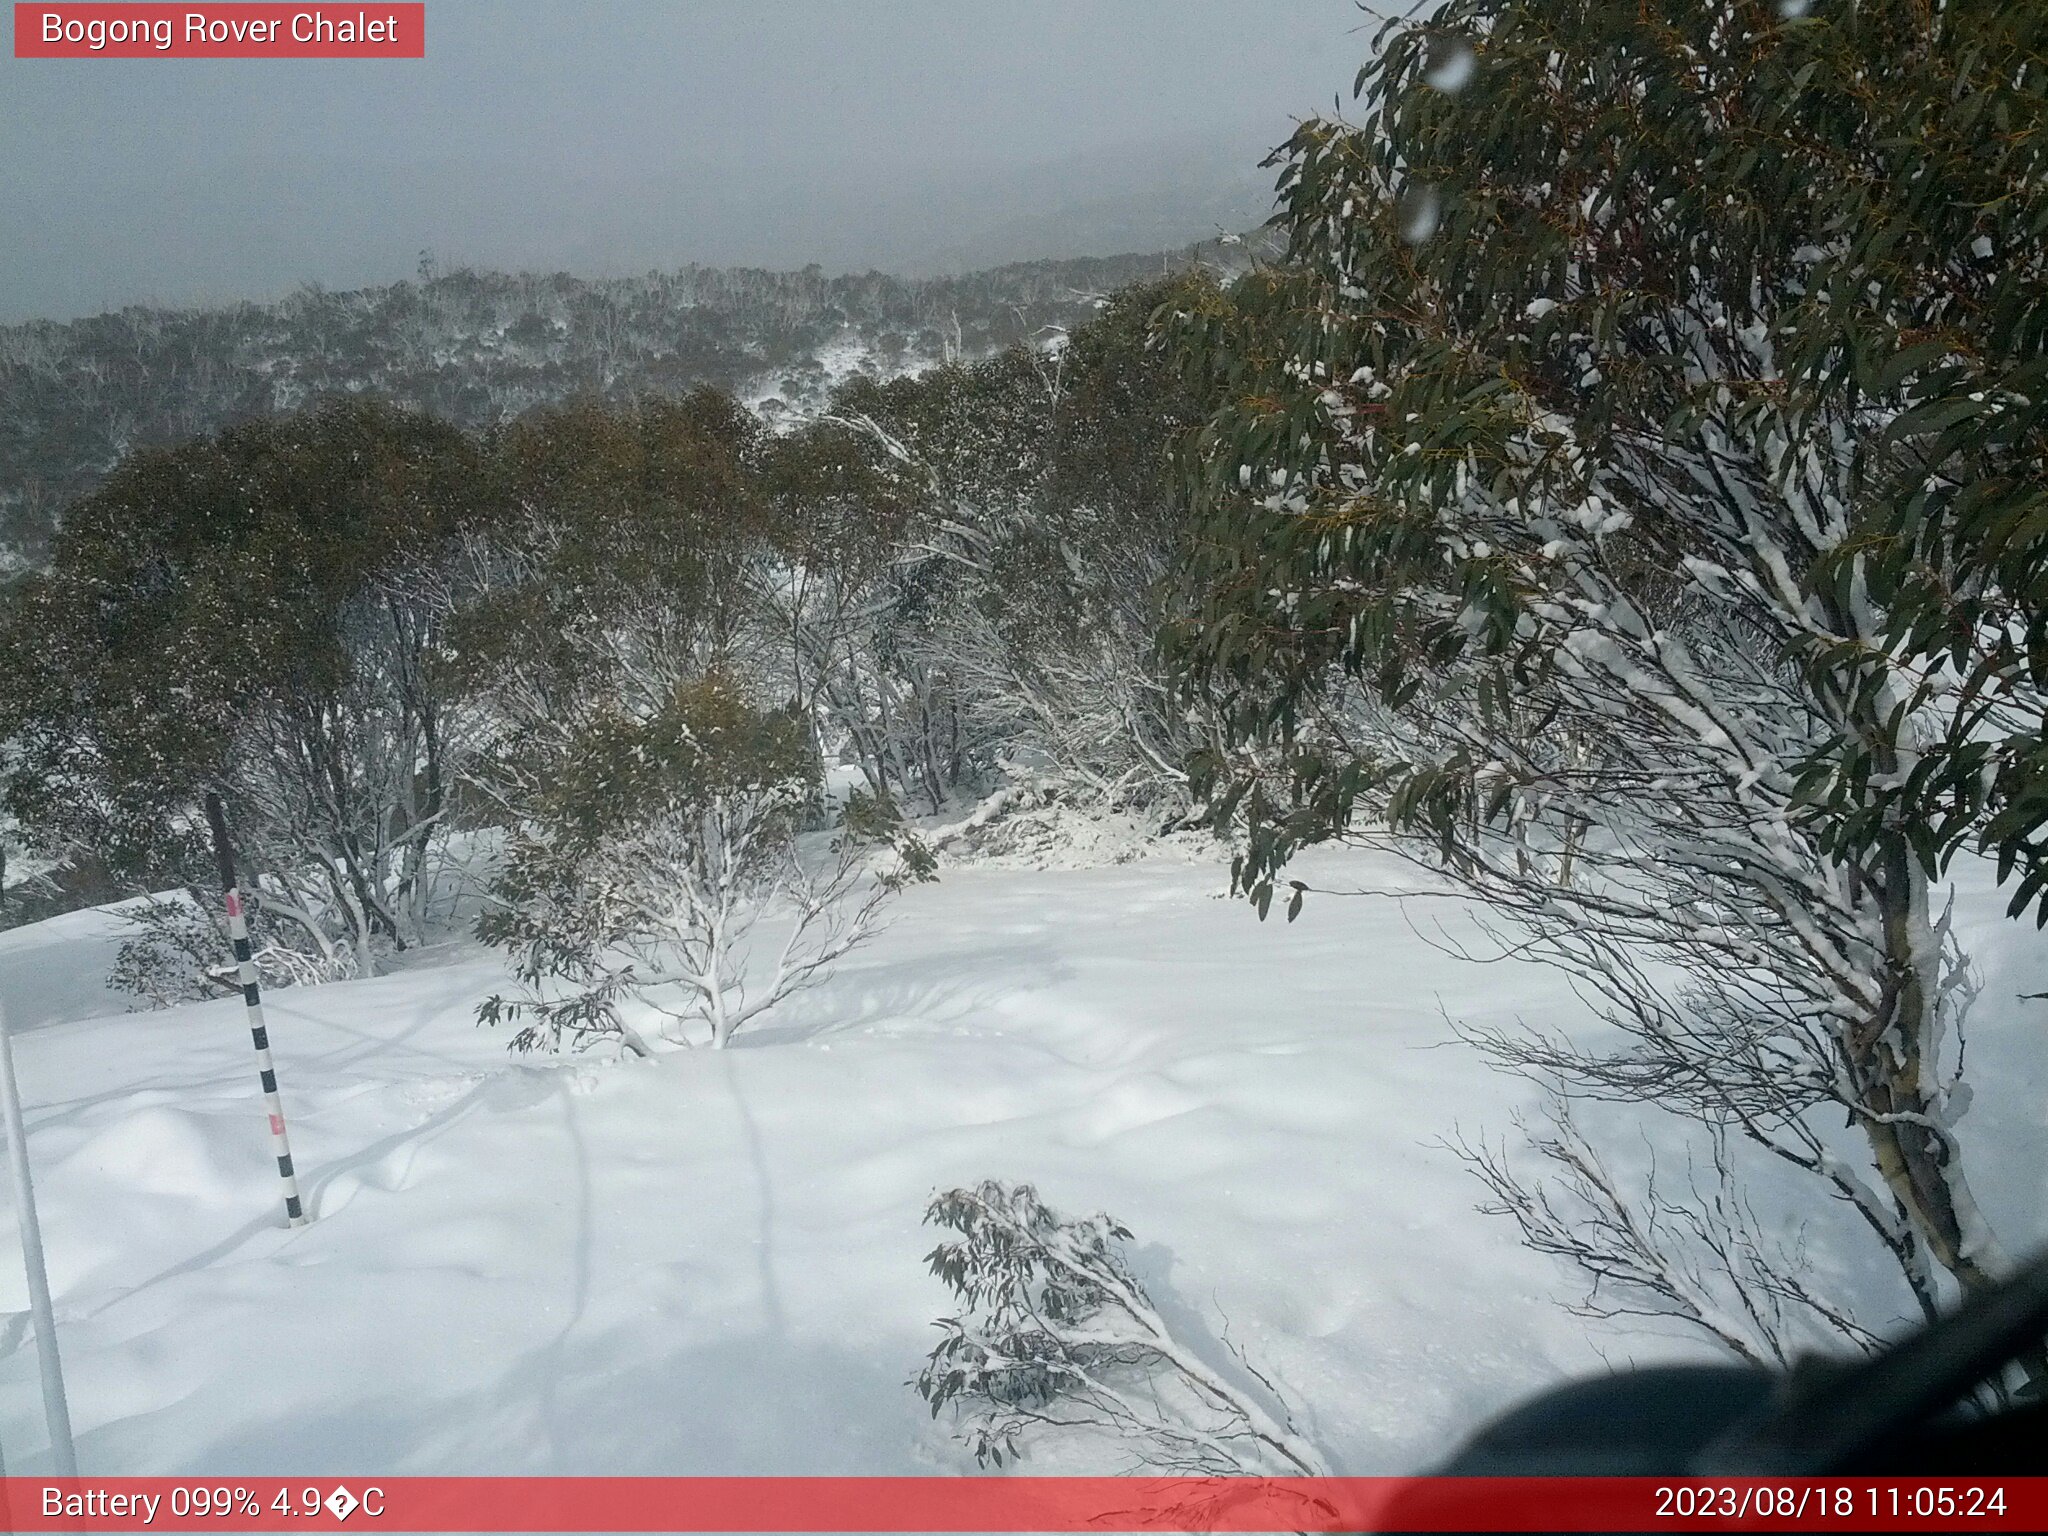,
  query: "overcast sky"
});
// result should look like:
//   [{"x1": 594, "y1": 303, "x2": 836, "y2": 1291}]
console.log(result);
[{"x1": 0, "y1": 1, "x2": 1369, "y2": 322}]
